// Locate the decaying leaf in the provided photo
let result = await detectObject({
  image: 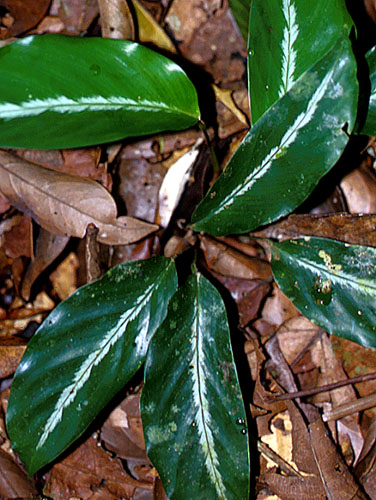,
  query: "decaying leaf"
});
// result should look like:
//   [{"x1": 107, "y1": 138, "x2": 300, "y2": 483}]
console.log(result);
[
  {"x1": 132, "y1": 0, "x2": 177, "y2": 53},
  {"x1": 43, "y1": 435, "x2": 155, "y2": 500},
  {"x1": 98, "y1": 0, "x2": 135, "y2": 39},
  {"x1": 0, "y1": 0, "x2": 50, "y2": 39},
  {"x1": 0, "y1": 448, "x2": 37, "y2": 498},
  {"x1": 254, "y1": 213, "x2": 376, "y2": 247},
  {"x1": 200, "y1": 235, "x2": 272, "y2": 280},
  {"x1": 0, "y1": 151, "x2": 158, "y2": 245}
]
